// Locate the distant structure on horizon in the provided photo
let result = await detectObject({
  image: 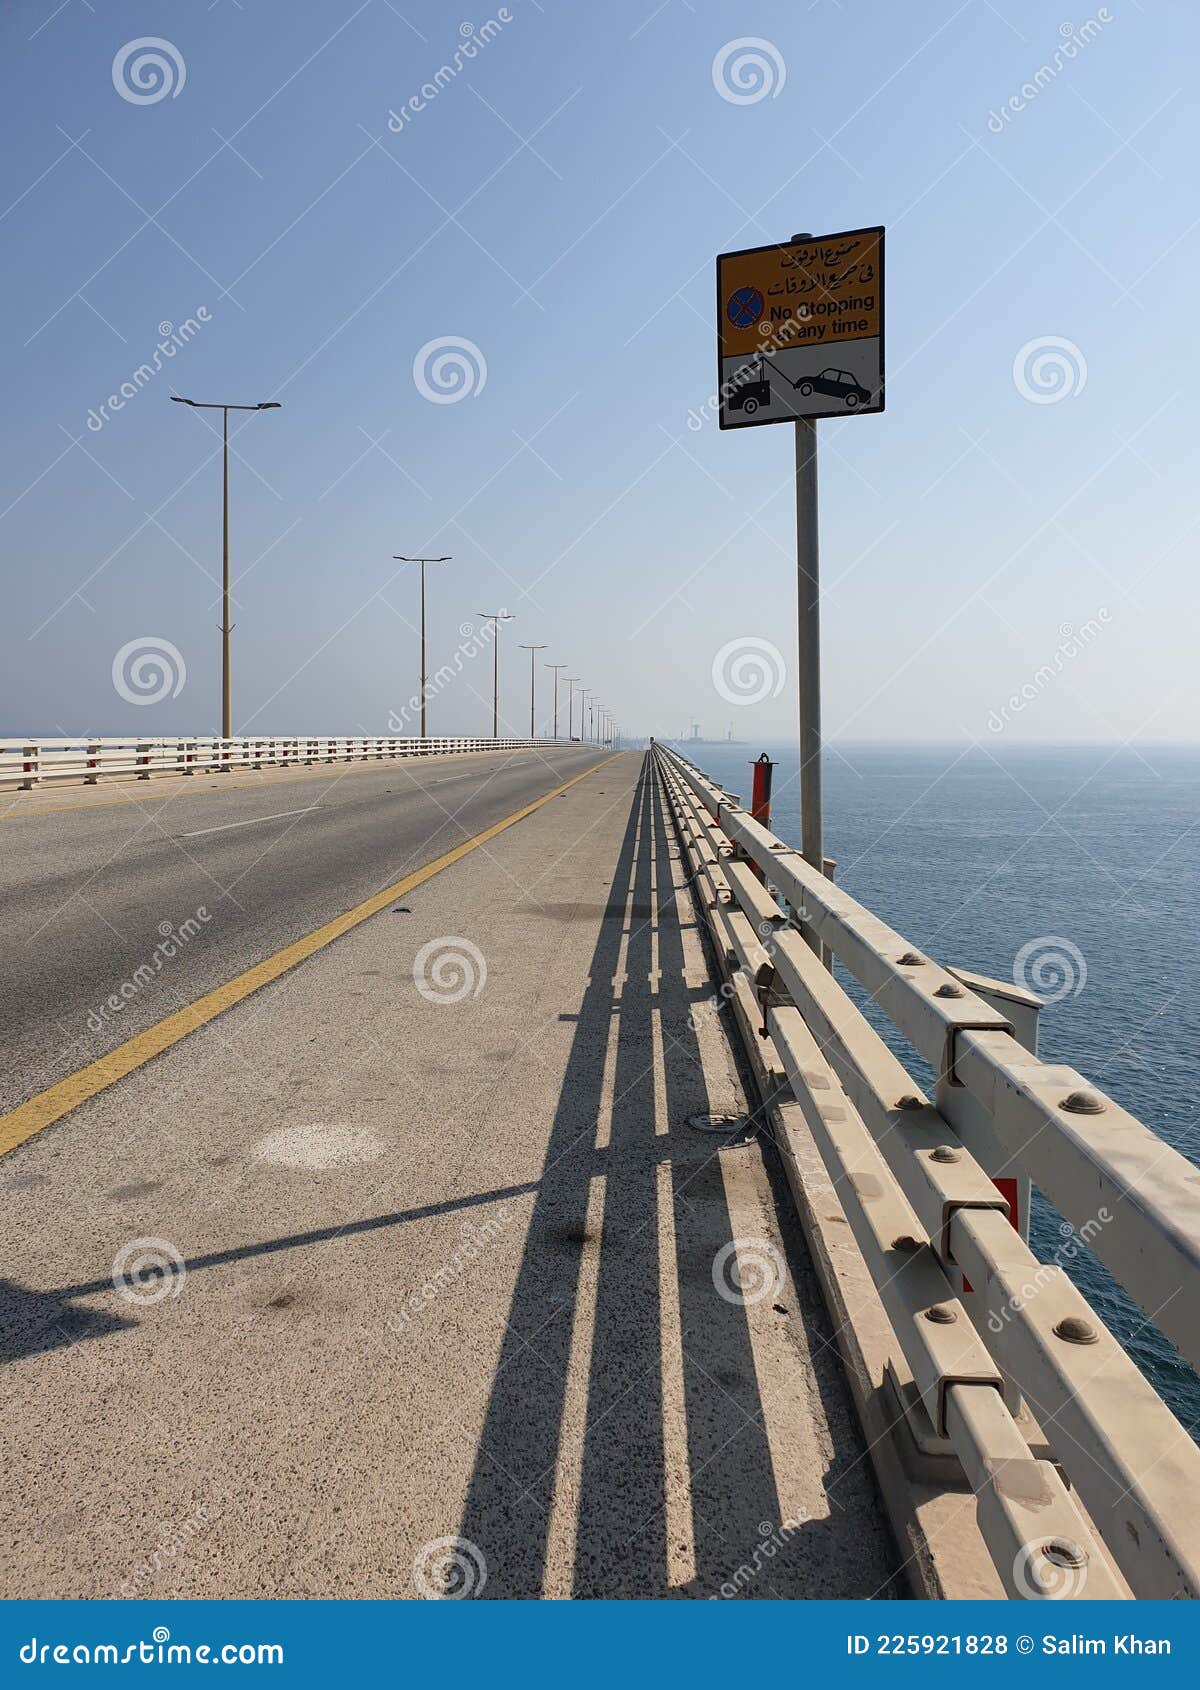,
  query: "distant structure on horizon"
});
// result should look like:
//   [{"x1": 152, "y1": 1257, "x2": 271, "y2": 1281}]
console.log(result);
[{"x1": 667, "y1": 719, "x2": 746, "y2": 747}]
